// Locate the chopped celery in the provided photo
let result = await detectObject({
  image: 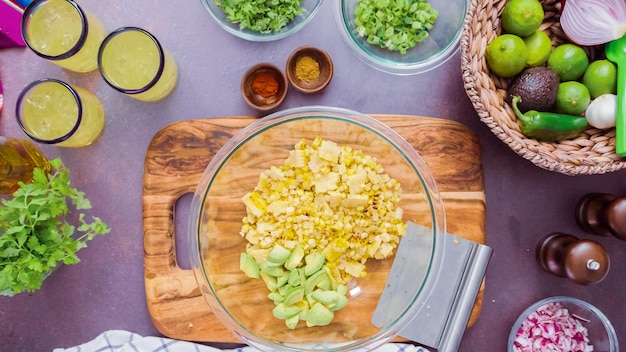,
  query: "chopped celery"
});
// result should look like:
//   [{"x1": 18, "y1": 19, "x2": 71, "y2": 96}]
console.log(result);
[{"x1": 215, "y1": 0, "x2": 306, "y2": 34}]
